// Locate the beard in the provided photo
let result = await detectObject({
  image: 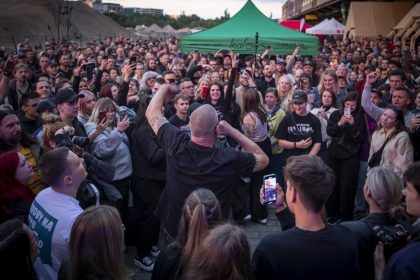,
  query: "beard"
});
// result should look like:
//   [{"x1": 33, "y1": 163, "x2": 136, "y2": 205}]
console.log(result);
[{"x1": 8, "y1": 133, "x2": 22, "y2": 146}]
